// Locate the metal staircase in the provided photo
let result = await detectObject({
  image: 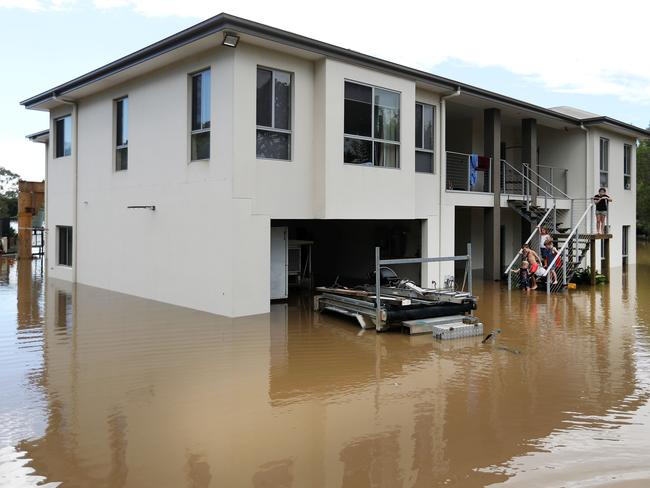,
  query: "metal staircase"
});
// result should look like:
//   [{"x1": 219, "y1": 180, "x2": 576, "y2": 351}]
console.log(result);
[{"x1": 502, "y1": 160, "x2": 596, "y2": 293}]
